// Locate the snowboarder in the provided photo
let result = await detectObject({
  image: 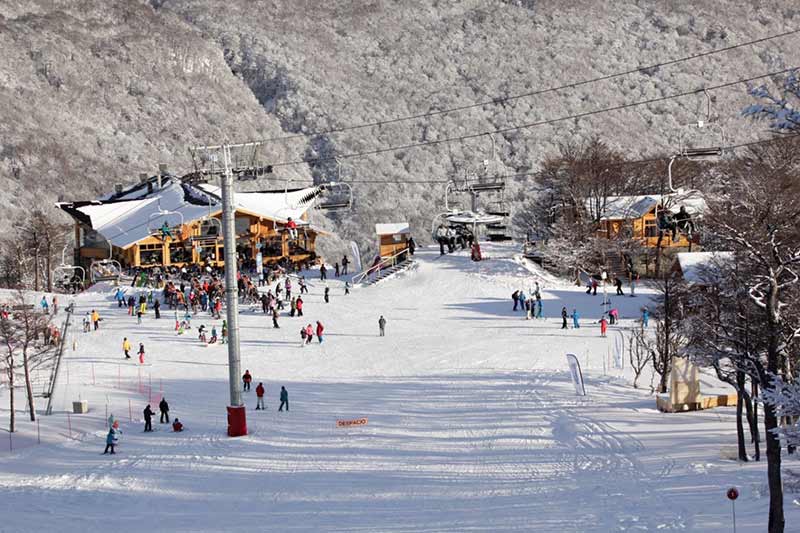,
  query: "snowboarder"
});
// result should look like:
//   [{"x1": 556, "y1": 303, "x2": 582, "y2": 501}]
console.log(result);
[
  {"x1": 138, "y1": 343, "x2": 146, "y2": 365},
  {"x1": 278, "y1": 386, "x2": 289, "y2": 412},
  {"x1": 378, "y1": 315, "x2": 386, "y2": 337},
  {"x1": 561, "y1": 307, "x2": 568, "y2": 330},
  {"x1": 123, "y1": 337, "x2": 131, "y2": 359},
  {"x1": 599, "y1": 316, "x2": 608, "y2": 337},
  {"x1": 242, "y1": 370, "x2": 252, "y2": 392},
  {"x1": 255, "y1": 382, "x2": 265, "y2": 410},
  {"x1": 316, "y1": 321, "x2": 324, "y2": 343},
  {"x1": 172, "y1": 418, "x2": 183, "y2": 432},
  {"x1": 104, "y1": 422, "x2": 120, "y2": 454},
  {"x1": 571, "y1": 309, "x2": 580, "y2": 329},
  {"x1": 159, "y1": 397, "x2": 170, "y2": 424},
  {"x1": 324, "y1": 286, "x2": 330, "y2": 303},
  {"x1": 143, "y1": 405, "x2": 155, "y2": 432}
]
